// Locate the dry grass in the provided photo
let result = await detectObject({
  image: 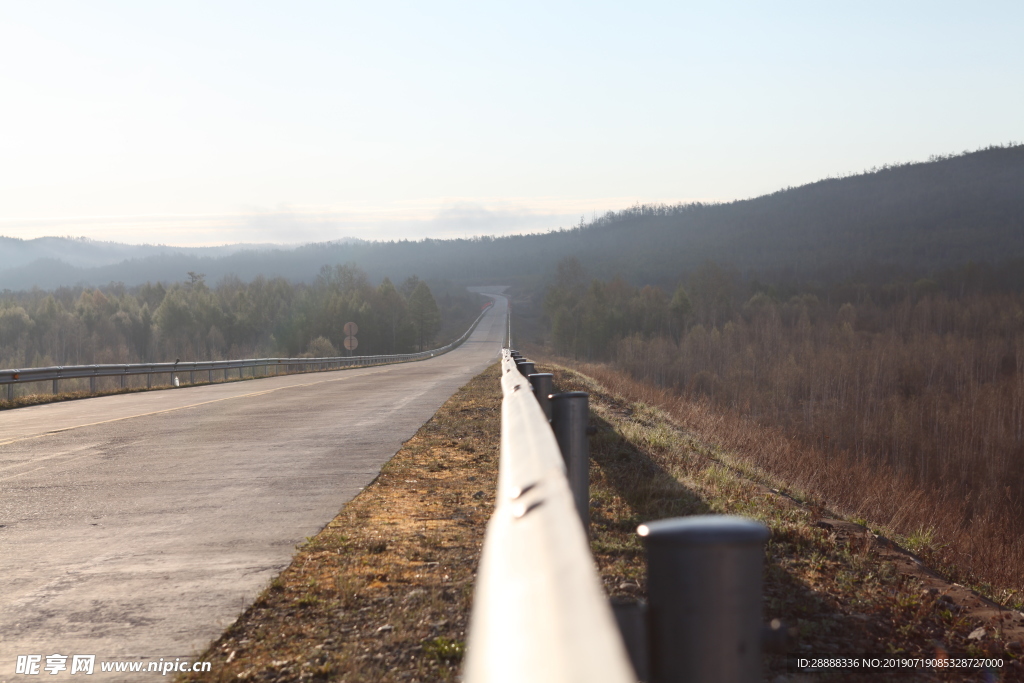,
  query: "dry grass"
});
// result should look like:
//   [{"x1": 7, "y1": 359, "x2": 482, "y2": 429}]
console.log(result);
[
  {"x1": 551, "y1": 353, "x2": 1024, "y2": 609},
  {"x1": 605, "y1": 310, "x2": 1024, "y2": 602},
  {"x1": 177, "y1": 363, "x2": 502, "y2": 683},
  {"x1": 544, "y1": 359, "x2": 1024, "y2": 681}
]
